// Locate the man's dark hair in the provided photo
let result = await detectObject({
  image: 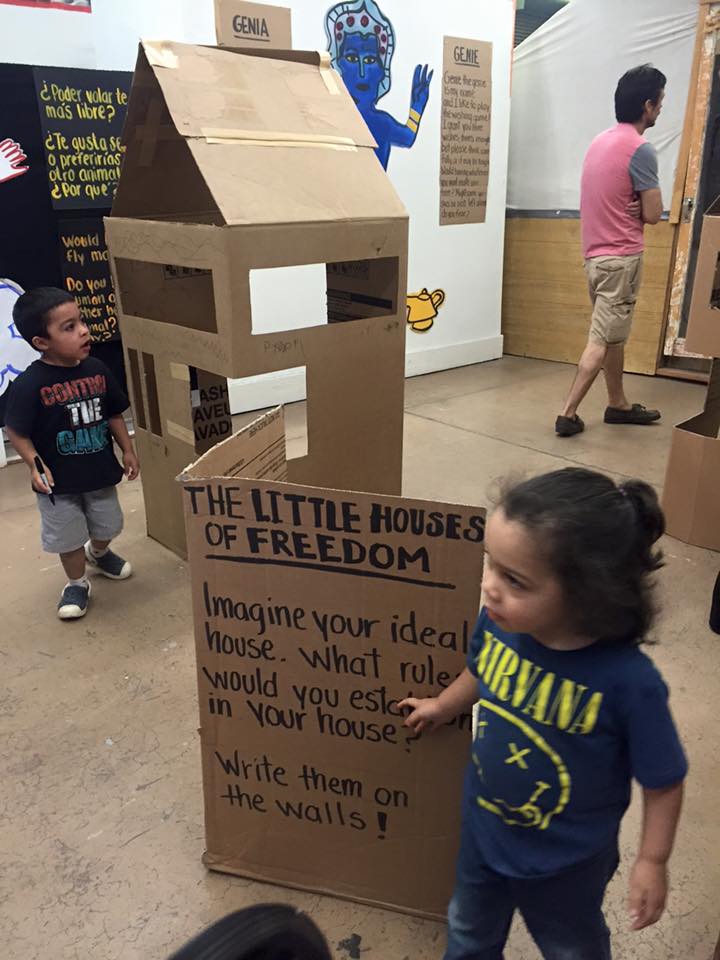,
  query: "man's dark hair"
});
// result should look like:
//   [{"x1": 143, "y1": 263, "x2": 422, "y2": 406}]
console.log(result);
[
  {"x1": 12, "y1": 287, "x2": 74, "y2": 347},
  {"x1": 499, "y1": 467, "x2": 665, "y2": 646},
  {"x1": 615, "y1": 64, "x2": 667, "y2": 123}
]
